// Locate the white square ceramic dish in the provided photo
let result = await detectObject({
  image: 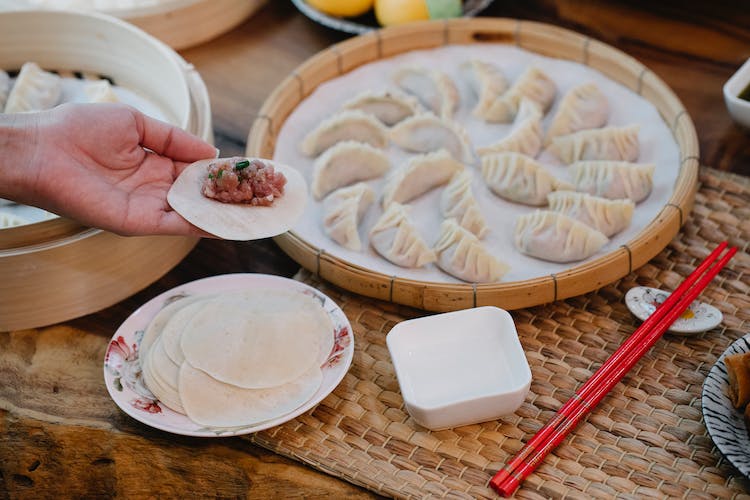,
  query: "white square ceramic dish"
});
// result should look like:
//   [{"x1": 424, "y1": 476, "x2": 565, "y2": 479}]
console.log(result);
[
  {"x1": 723, "y1": 57, "x2": 750, "y2": 129},
  {"x1": 386, "y1": 306, "x2": 532, "y2": 430}
]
